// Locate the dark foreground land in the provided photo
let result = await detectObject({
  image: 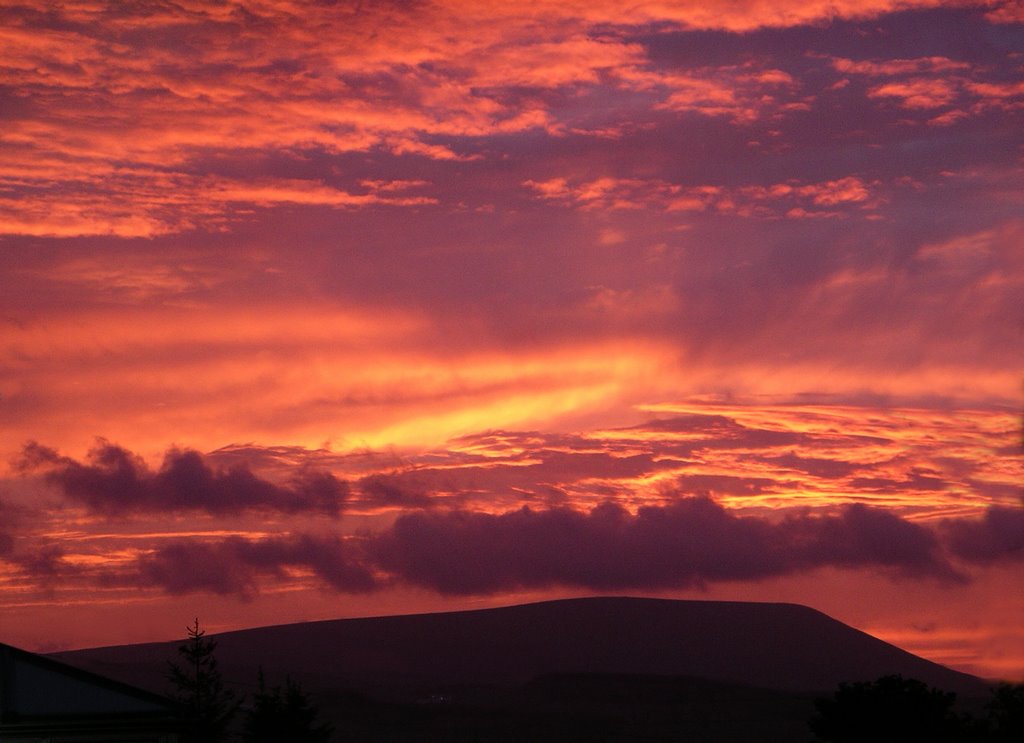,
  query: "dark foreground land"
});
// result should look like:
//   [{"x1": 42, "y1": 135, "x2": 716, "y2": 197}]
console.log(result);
[
  {"x1": 306, "y1": 672, "x2": 819, "y2": 742},
  {"x1": 52, "y1": 597, "x2": 990, "y2": 741}
]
